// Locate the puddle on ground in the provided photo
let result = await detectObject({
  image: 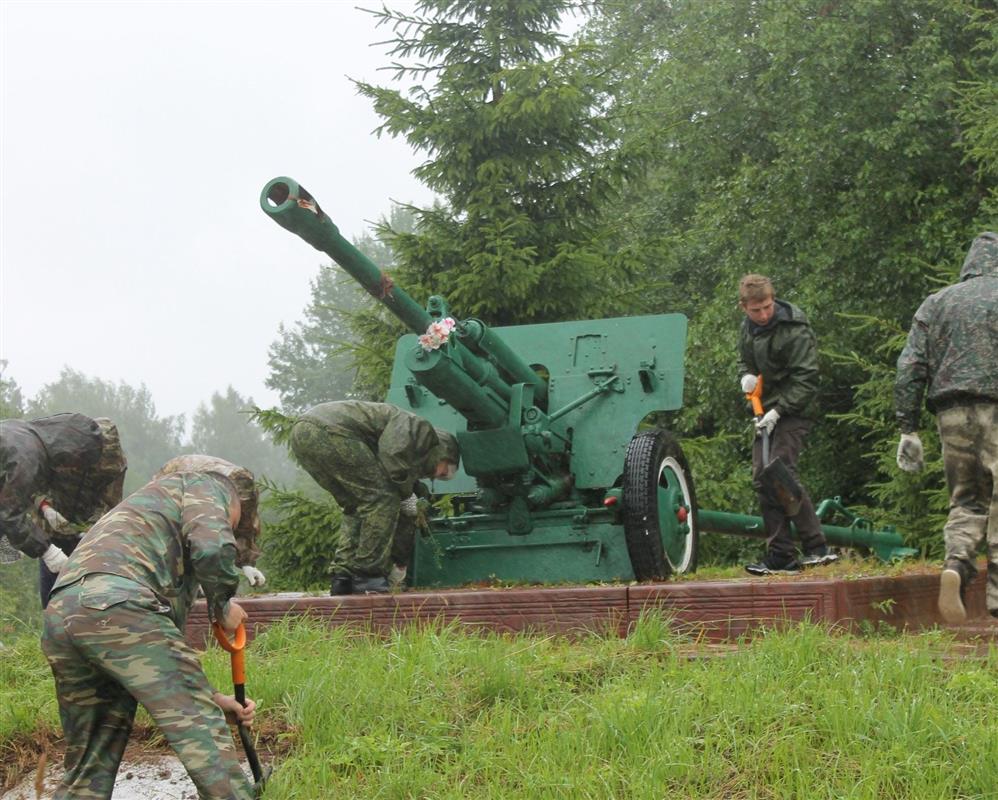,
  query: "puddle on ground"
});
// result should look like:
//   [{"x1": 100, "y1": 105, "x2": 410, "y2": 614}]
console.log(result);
[{"x1": 2, "y1": 755, "x2": 251, "y2": 800}]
